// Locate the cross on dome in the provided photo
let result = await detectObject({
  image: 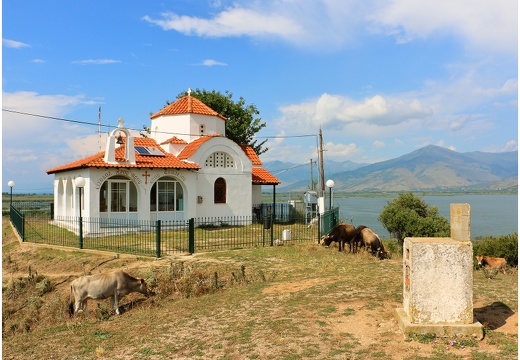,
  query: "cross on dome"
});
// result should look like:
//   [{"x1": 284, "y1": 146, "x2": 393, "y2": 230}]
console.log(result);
[
  {"x1": 117, "y1": 118, "x2": 124, "y2": 128},
  {"x1": 187, "y1": 88, "x2": 192, "y2": 96}
]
